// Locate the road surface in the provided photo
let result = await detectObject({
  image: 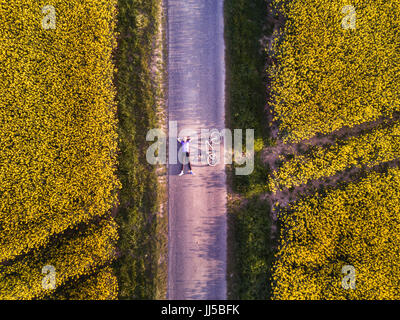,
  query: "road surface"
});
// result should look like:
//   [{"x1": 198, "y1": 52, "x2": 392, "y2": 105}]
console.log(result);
[{"x1": 167, "y1": 0, "x2": 227, "y2": 300}]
